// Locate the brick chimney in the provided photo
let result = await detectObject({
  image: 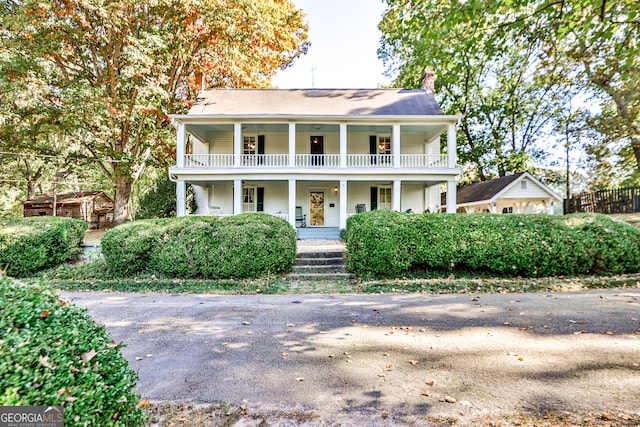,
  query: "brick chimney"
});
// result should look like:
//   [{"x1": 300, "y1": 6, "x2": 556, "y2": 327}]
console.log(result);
[{"x1": 421, "y1": 69, "x2": 436, "y2": 93}]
